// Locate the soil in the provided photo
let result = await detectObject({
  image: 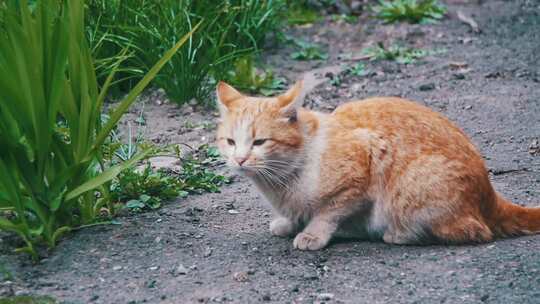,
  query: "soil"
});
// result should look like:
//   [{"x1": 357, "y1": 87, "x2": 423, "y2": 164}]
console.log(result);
[{"x1": 1, "y1": 0, "x2": 539, "y2": 303}]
